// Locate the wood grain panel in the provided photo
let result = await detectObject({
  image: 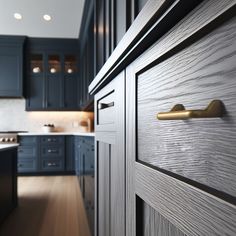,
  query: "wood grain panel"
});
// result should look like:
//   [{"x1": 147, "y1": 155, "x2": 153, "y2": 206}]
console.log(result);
[
  {"x1": 97, "y1": 142, "x2": 110, "y2": 236},
  {"x1": 143, "y1": 202, "x2": 186, "y2": 236},
  {"x1": 95, "y1": 71, "x2": 125, "y2": 236},
  {"x1": 126, "y1": 2, "x2": 236, "y2": 236},
  {"x1": 126, "y1": 64, "x2": 137, "y2": 236},
  {"x1": 95, "y1": 71, "x2": 125, "y2": 132},
  {"x1": 136, "y1": 162, "x2": 236, "y2": 236},
  {"x1": 137, "y1": 15, "x2": 236, "y2": 198},
  {"x1": 96, "y1": 138, "x2": 126, "y2": 236},
  {"x1": 110, "y1": 138, "x2": 125, "y2": 236}
]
